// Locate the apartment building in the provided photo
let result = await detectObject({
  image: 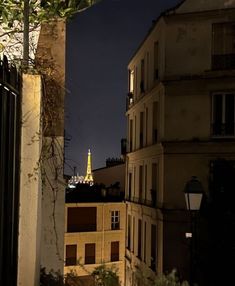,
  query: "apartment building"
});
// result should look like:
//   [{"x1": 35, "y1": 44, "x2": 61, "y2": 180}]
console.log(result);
[
  {"x1": 64, "y1": 184, "x2": 126, "y2": 285},
  {"x1": 125, "y1": 1, "x2": 235, "y2": 285}
]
